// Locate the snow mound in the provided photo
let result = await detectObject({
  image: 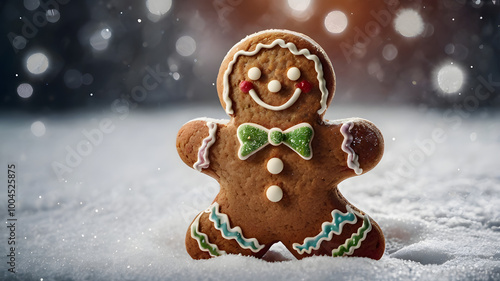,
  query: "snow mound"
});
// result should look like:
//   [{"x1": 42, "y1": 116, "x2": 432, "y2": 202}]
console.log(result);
[{"x1": 1, "y1": 104, "x2": 499, "y2": 280}]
